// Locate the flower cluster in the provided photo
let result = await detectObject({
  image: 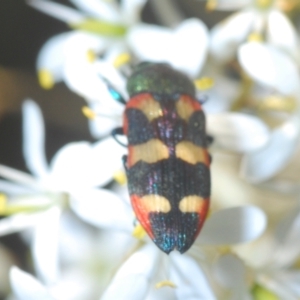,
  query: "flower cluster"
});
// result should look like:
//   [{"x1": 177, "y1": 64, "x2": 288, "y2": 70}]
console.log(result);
[{"x1": 1, "y1": 0, "x2": 300, "y2": 299}]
